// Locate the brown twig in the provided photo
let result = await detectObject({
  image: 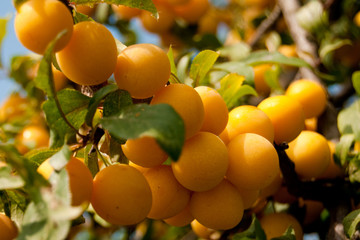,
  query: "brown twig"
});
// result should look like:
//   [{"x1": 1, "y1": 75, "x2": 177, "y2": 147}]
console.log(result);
[
  {"x1": 326, "y1": 202, "x2": 350, "y2": 240},
  {"x1": 318, "y1": 102, "x2": 340, "y2": 140},
  {"x1": 277, "y1": 0, "x2": 321, "y2": 82},
  {"x1": 275, "y1": 143, "x2": 354, "y2": 240},
  {"x1": 275, "y1": 143, "x2": 352, "y2": 204},
  {"x1": 247, "y1": 4, "x2": 282, "y2": 48},
  {"x1": 278, "y1": 0, "x2": 340, "y2": 140}
]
